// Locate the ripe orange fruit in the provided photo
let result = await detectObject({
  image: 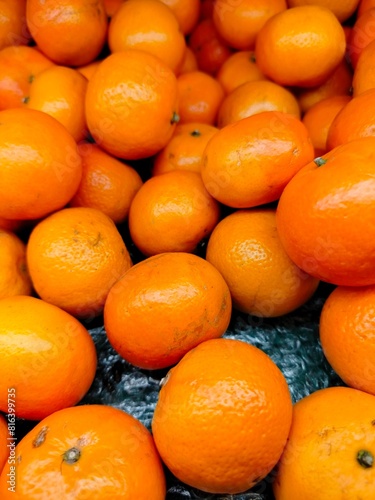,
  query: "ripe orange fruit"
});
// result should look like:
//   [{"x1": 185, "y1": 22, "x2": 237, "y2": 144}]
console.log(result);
[
  {"x1": 177, "y1": 70, "x2": 225, "y2": 125},
  {"x1": 276, "y1": 137, "x2": 375, "y2": 286},
  {"x1": 178, "y1": 47, "x2": 198, "y2": 75},
  {"x1": 26, "y1": 0, "x2": 108, "y2": 67},
  {"x1": 104, "y1": 0, "x2": 124, "y2": 16},
  {"x1": 358, "y1": 0, "x2": 375, "y2": 16},
  {"x1": 27, "y1": 207, "x2": 132, "y2": 318},
  {"x1": 152, "y1": 122, "x2": 218, "y2": 175},
  {"x1": 201, "y1": 111, "x2": 314, "y2": 208},
  {"x1": 287, "y1": 0, "x2": 360, "y2": 22},
  {"x1": 255, "y1": 6, "x2": 346, "y2": 88},
  {"x1": 129, "y1": 170, "x2": 220, "y2": 256},
  {"x1": 0, "y1": 0, "x2": 30, "y2": 50},
  {"x1": 348, "y1": 8, "x2": 375, "y2": 69},
  {"x1": 213, "y1": 0, "x2": 287, "y2": 50},
  {"x1": 0, "y1": 295, "x2": 97, "y2": 420},
  {"x1": 320, "y1": 285, "x2": 375, "y2": 396},
  {"x1": 352, "y1": 38, "x2": 375, "y2": 95},
  {"x1": 159, "y1": 0, "x2": 200, "y2": 35},
  {"x1": 104, "y1": 252, "x2": 231, "y2": 370},
  {"x1": 85, "y1": 50, "x2": 179, "y2": 160},
  {"x1": 0, "y1": 108, "x2": 82, "y2": 221},
  {"x1": 108, "y1": 0, "x2": 186, "y2": 73},
  {"x1": 206, "y1": 210, "x2": 319, "y2": 317},
  {"x1": 70, "y1": 143, "x2": 143, "y2": 224},
  {"x1": 216, "y1": 50, "x2": 266, "y2": 95},
  {"x1": 77, "y1": 60, "x2": 101, "y2": 81},
  {"x1": 0, "y1": 415, "x2": 9, "y2": 476},
  {"x1": 0, "y1": 218, "x2": 22, "y2": 233},
  {"x1": 217, "y1": 80, "x2": 301, "y2": 128},
  {"x1": 0, "y1": 405, "x2": 166, "y2": 499},
  {"x1": 152, "y1": 338, "x2": 293, "y2": 494},
  {"x1": 273, "y1": 387, "x2": 375, "y2": 499},
  {"x1": 0, "y1": 230, "x2": 32, "y2": 300}
]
